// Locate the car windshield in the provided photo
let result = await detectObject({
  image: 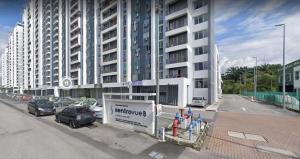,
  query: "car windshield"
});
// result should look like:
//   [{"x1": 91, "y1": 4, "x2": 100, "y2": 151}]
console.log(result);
[
  {"x1": 193, "y1": 97, "x2": 203, "y2": 100},
  {"x1": 36, "y1": 99, "x2": 53, "y2": 107}
]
